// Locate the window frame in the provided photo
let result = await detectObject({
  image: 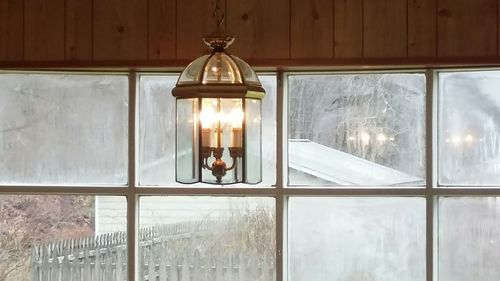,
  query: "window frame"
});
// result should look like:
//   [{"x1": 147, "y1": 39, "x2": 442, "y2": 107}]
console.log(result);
[{"x1": 1, "y1": 68, "x2": 500, "y2": 281}]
